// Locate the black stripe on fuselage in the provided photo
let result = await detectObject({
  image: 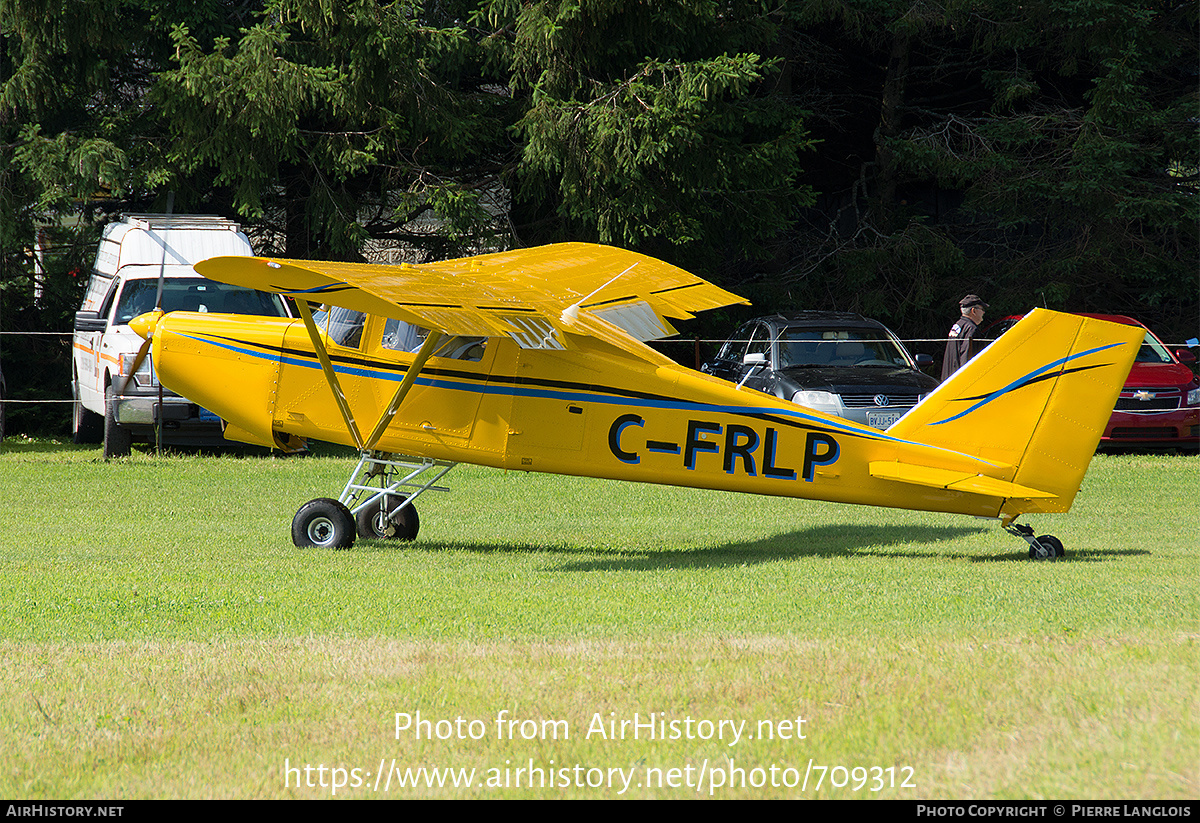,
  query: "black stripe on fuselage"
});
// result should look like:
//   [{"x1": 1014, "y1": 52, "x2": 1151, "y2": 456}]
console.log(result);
[{"x1": 194, "y1": 331, "x2": 878, "y2": 442}]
